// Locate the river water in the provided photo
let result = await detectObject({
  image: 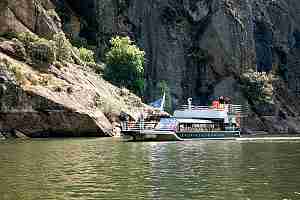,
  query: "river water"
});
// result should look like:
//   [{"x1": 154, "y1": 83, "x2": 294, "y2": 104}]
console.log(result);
[{"x1": 0, "y1": 138, "x2": 300, "y2": 200}]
